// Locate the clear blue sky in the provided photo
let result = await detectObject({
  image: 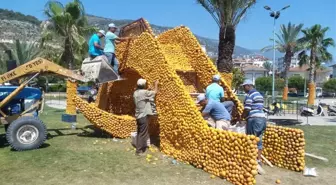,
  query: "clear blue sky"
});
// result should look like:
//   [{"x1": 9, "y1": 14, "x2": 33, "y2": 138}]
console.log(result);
[{"x1": 1, "y1": 0, "x2": 335, "y2": 53}]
